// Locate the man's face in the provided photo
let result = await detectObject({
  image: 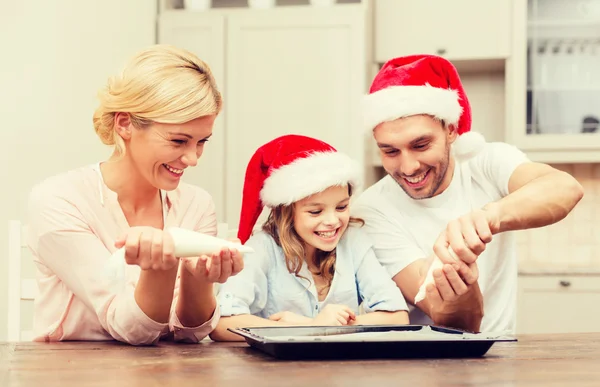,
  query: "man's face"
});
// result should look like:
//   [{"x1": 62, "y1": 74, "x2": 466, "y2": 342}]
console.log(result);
[{"x1": 373, "y1": 114, "x2": 457, "y2": 200}]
